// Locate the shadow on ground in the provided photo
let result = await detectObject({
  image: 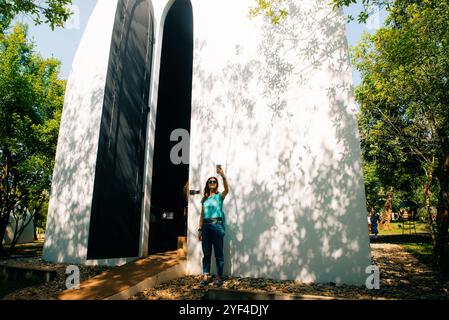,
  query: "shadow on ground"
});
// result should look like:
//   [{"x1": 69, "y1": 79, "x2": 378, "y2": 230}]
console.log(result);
[
  {"x1": 0, "y1": 278, "x2": 42, "y2": 299},
  {"x1": 370, "y1": 234, "x2": 431, "y2": 245}
]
